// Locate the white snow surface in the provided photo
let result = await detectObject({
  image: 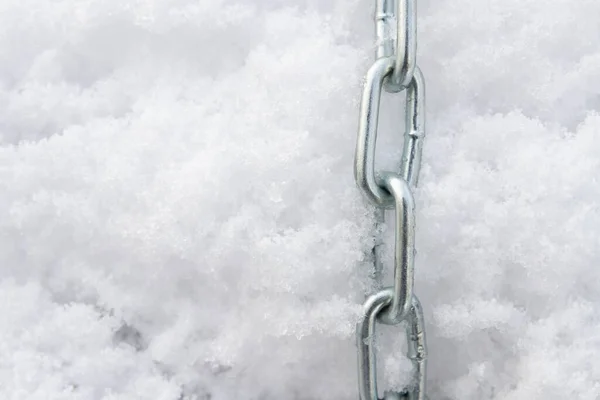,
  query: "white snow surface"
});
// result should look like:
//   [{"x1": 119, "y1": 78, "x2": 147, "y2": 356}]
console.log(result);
[{"x1": 1, "y1": 0, "x2": 600, "y2": 399}]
